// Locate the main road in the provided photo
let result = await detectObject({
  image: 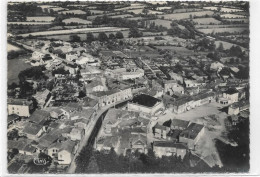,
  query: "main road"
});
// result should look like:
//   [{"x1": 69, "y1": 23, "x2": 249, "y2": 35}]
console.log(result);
[{"x1": 67, "y1": 99, "x2": 130, "y2": 174}]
